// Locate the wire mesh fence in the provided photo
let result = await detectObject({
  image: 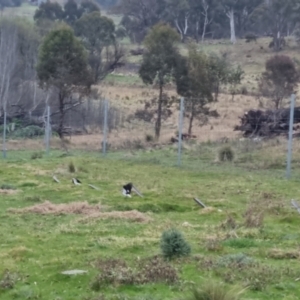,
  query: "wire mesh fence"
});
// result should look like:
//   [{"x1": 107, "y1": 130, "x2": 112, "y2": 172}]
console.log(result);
[{"x1": 1, "y1": 94, "x2": 299, "y2": 178}]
